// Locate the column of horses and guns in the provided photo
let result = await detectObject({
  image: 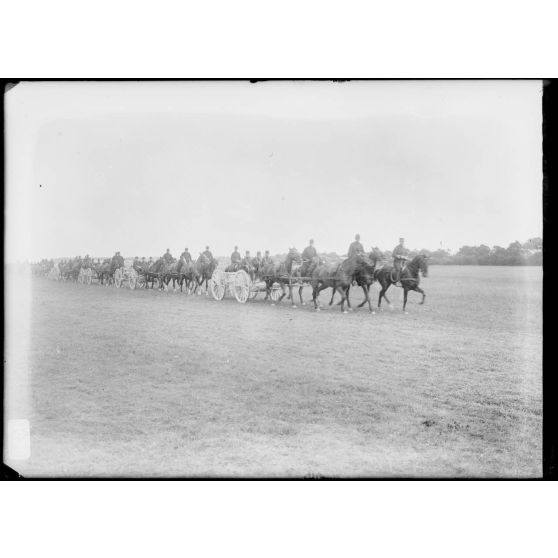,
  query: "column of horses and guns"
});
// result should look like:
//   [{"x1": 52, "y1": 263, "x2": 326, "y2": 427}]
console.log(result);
[{"x1": 33, "y1": 237, "x2": 429, "y2": 313}]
